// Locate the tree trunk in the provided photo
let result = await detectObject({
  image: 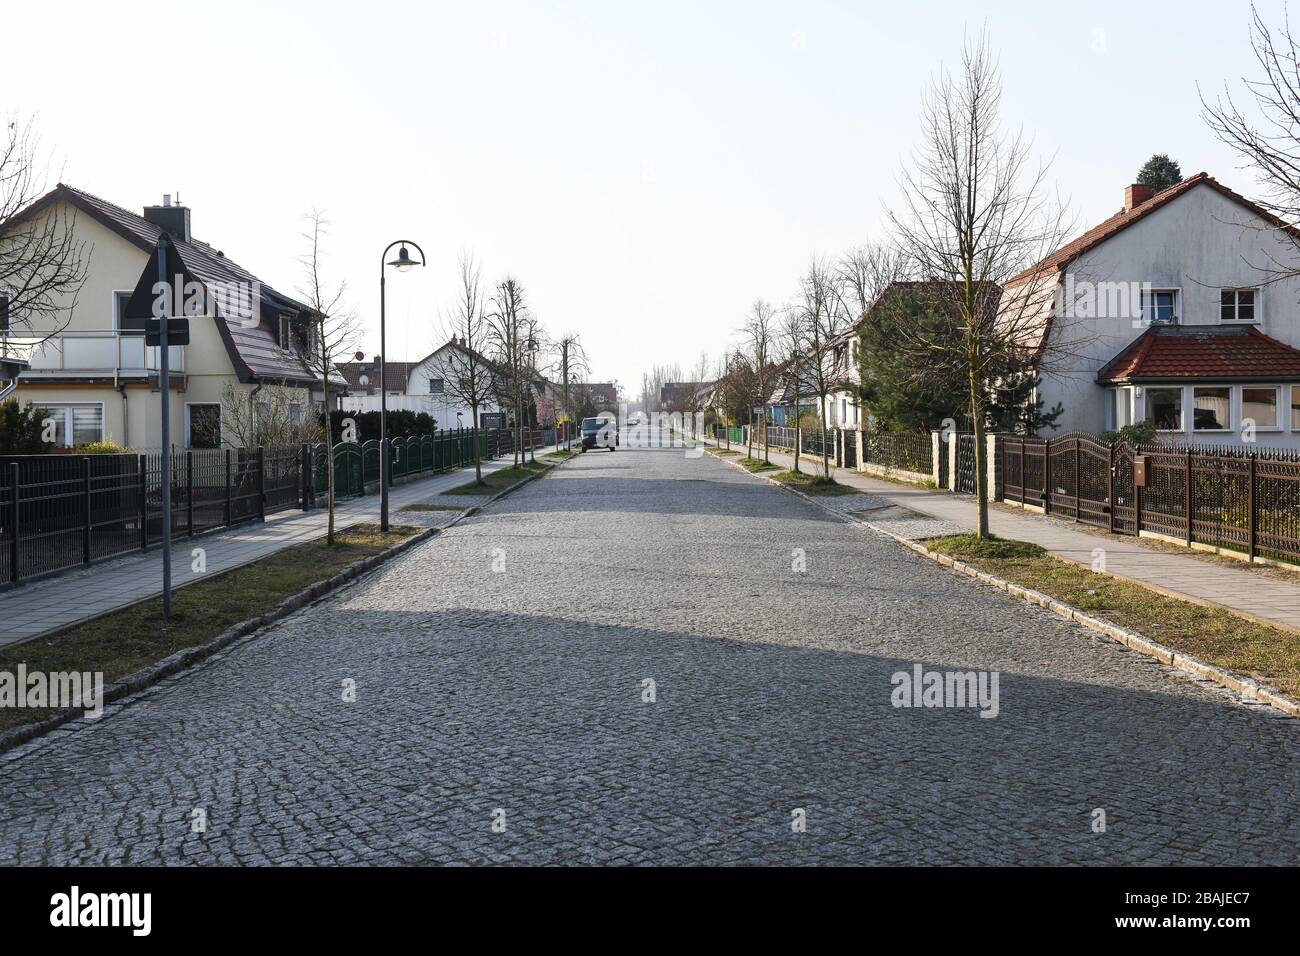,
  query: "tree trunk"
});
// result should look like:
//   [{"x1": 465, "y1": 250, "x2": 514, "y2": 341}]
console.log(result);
[
  {"x1": 472, "y1": 403, "x2": 482, "y2": 484},
  {"x1": 969, "y1": 364, "x2": 989, "y2": 537}
]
